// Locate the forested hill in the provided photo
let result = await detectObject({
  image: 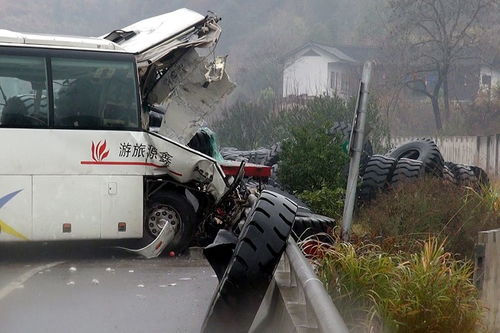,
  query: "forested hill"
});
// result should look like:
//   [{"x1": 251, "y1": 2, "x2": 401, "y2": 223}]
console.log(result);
[{"x1": 0, "y1": 0, "x2": 381, "y2": 98}]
